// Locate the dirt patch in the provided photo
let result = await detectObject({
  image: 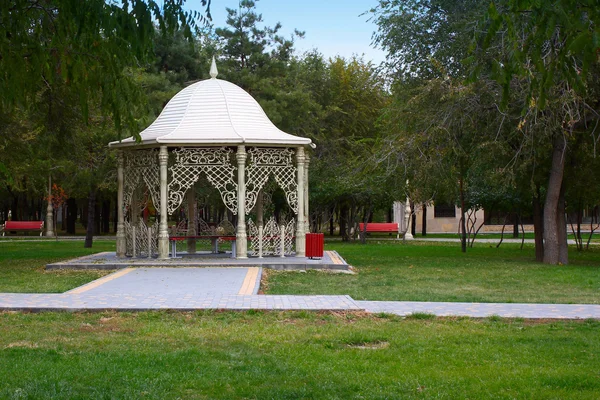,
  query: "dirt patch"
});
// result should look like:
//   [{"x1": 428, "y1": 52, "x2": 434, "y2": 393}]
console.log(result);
[
  {"x1": 346, "y1": 340, "x2": 390, "y2": 350},
  {"x1": 5, "y1": 341, "x2": 39, "y2": 349}
]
